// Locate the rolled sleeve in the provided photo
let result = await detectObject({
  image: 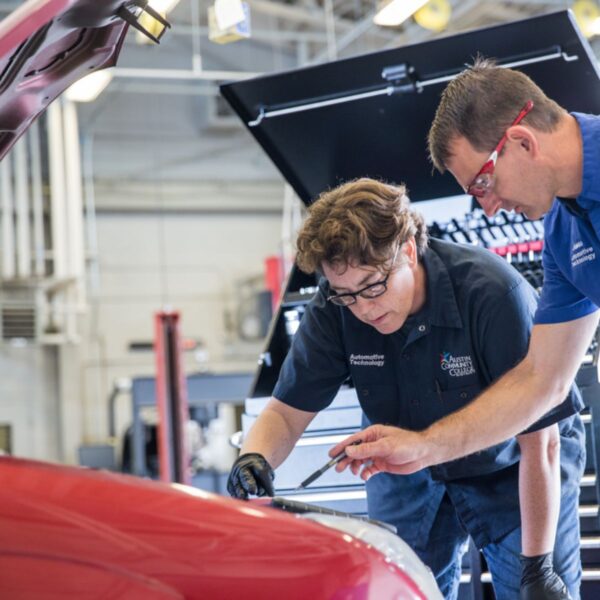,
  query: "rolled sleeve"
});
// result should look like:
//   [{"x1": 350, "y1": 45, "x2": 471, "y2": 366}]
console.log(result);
[
  {"x1": 535, "y1": 239, "x2": 598, "y2": 325},
  {"x1": 273, "y1": 288, "x2": 349, "y2": 412},
  {"x1": 477, "y1": 280, "x2": 537, "y2": 382}
]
